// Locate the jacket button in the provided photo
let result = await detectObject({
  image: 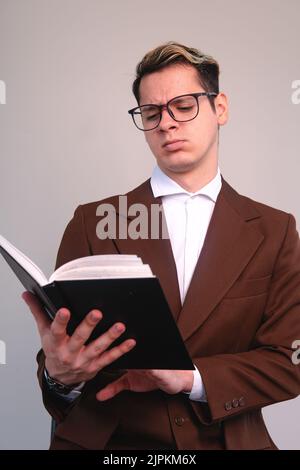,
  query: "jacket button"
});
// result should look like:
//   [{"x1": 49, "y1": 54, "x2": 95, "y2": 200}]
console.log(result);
[
  {"x1": 225, "y1": 401, "x2": 232, "y2": 411},
  {"x1": 239, "y1": 397, "x2": 245, "y2": 406},
  {"x1": 232, "y1": 398, "x2": 239, "y2": 408},
  {"x1": 174, "y1": 416, "x2": 185, "y2": 426}
]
